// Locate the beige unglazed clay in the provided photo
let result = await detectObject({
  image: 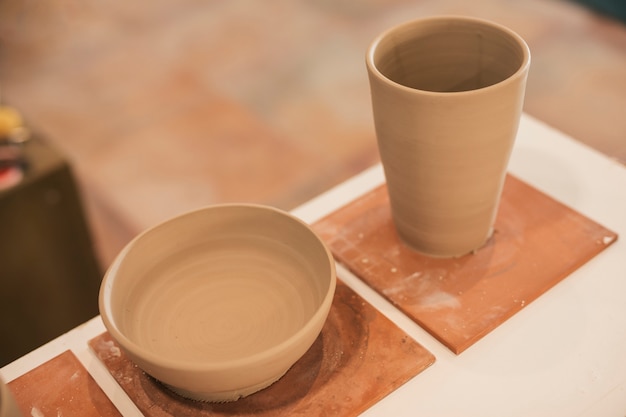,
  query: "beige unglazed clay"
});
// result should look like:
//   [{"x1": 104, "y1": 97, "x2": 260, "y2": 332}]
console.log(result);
[
  {"x1": 366, "y1": 16, "x2": 531, "y2": 257},
  {"x1": 99, "y1": 204, "x2": 336, "y2": 402}
]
